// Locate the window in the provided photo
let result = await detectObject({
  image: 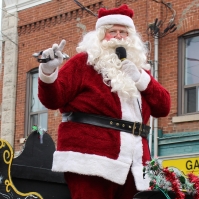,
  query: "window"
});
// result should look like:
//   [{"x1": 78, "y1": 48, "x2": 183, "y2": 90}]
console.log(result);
[
  {"x1": 25, "y1": 68, "x2": 48, "y2": 136},
  {"x1": 178, "y1": 31, "x2": 199, "y2": 115}
]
